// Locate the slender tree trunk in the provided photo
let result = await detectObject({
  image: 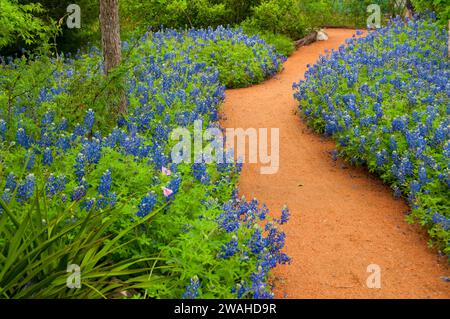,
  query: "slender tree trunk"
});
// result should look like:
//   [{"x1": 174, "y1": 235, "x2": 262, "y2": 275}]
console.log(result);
[
  {"x1": 99, "y1": 0, "x2": 127, "y2": 113},
  {"x1": 99, "y1": 0, "x2": 121, "y2": 74},
  {"x1": 405, "y1": 0, "x2": 415, "y2": 16}
]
